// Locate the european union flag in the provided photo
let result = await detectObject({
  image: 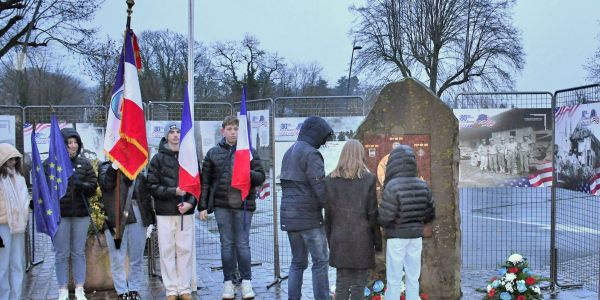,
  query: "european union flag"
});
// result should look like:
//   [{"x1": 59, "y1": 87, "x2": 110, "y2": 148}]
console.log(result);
[
  {"x1": 47, "y1": 116, "x2": 73, "y2": 202},
  {"x1": 31, "y1": 127, "x2": 60, "y2": 239}
]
